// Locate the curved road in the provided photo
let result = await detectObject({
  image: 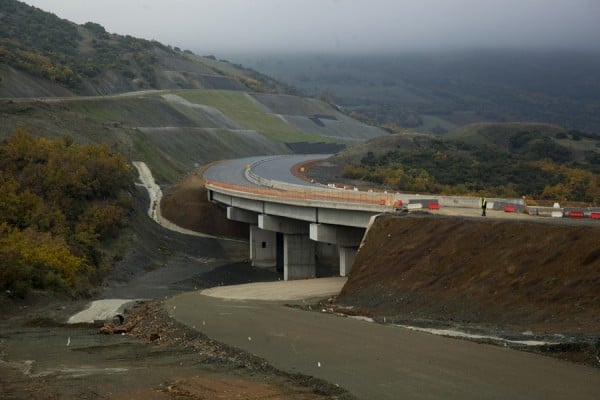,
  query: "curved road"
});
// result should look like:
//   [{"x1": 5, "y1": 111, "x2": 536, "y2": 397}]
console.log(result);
[{"x1": 204, "y1": 154, "x2": 330, "y2": 187}]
